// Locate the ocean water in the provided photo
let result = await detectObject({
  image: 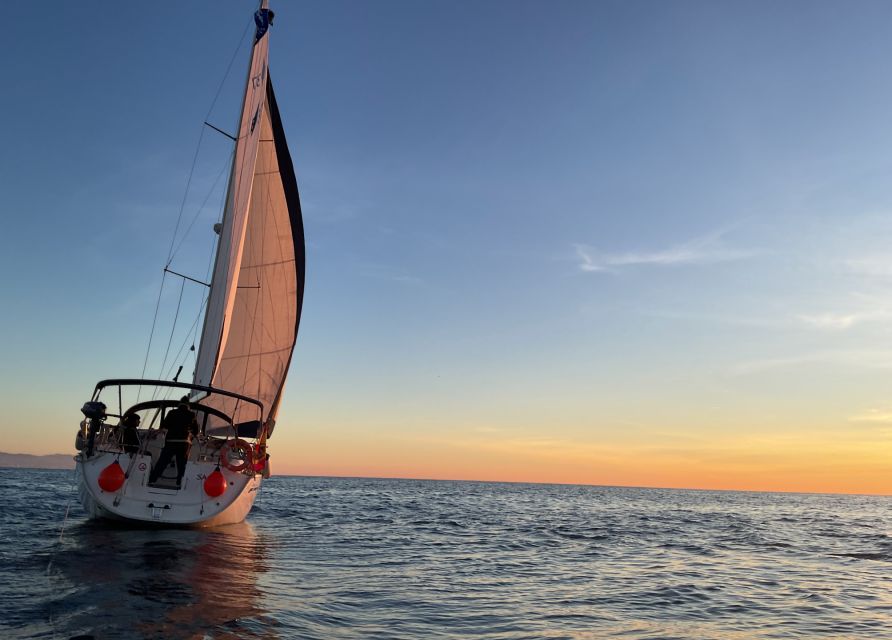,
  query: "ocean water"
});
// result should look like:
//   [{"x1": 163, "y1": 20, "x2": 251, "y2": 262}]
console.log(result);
[{"x1": 2, "y1": 469, "x2": 892, "y2": 639}]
